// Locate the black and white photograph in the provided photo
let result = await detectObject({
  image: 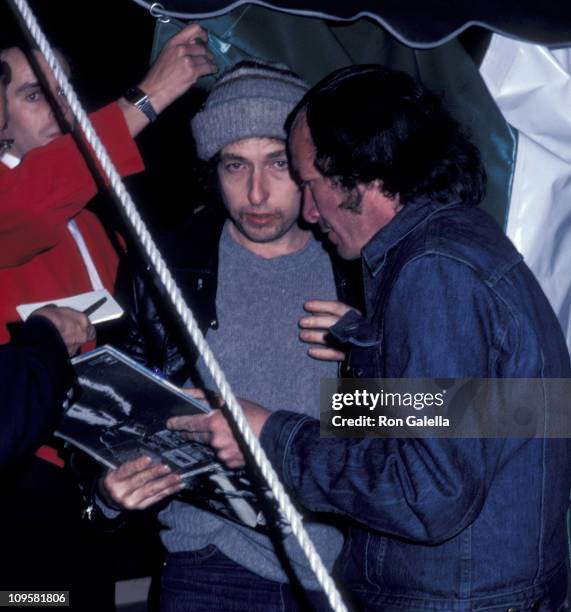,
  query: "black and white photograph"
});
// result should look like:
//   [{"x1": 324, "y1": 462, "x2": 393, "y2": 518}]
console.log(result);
[
  {"x1": 58, "y1": 345, "x2": 213, "y2": 476},
  {"x1": 59, "y1": 345, "x2": 287, "y2": 535}
]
